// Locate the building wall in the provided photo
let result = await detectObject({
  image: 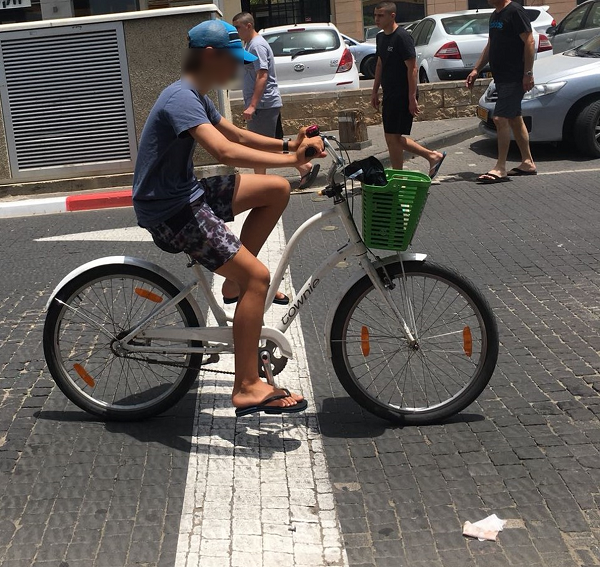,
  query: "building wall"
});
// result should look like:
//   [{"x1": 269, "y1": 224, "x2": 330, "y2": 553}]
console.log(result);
[{"x1": 332, "y1": 0, "x2": 364, "y2": 38}]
